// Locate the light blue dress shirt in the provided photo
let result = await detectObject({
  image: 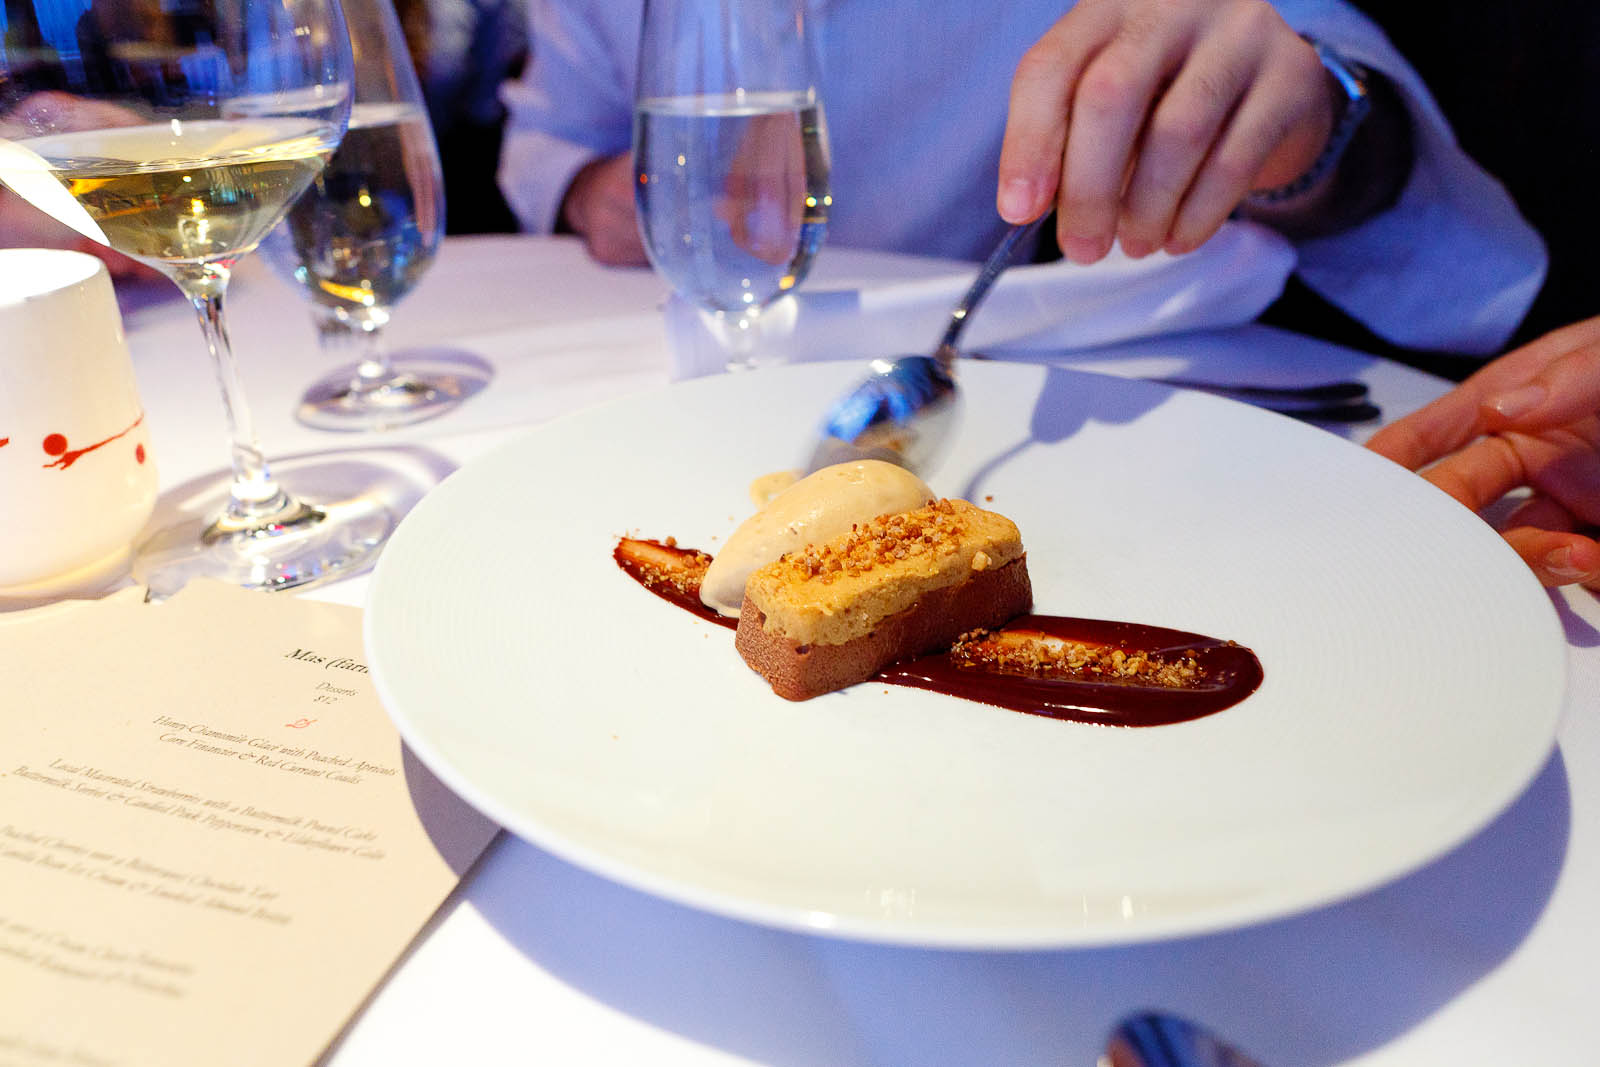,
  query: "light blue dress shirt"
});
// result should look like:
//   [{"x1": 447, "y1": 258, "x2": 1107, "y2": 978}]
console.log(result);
[{"x1": 498, "y1": 0, "x2": 1546, "y2": 354}]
